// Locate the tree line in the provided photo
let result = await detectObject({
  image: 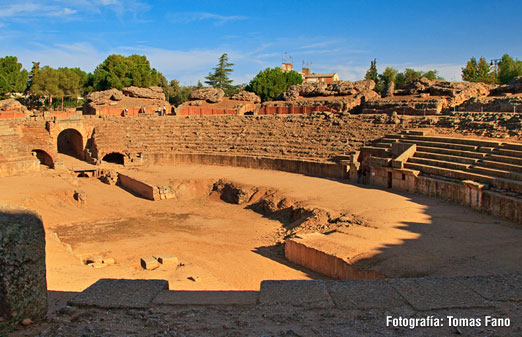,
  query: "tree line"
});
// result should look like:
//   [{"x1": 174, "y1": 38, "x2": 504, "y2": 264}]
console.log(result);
[
  {"x1": 461, "y1": 54, "x2": 522, "y2": 84},
  {"x1": 1, "y1": 52, "x2": 520, "y2": 109},
  {"x1": 364, "y1": 59, "x2": 443, "y2": 96},
  {"x1": 0, "y1": 52, "x2": 304, "y2": 107}
]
